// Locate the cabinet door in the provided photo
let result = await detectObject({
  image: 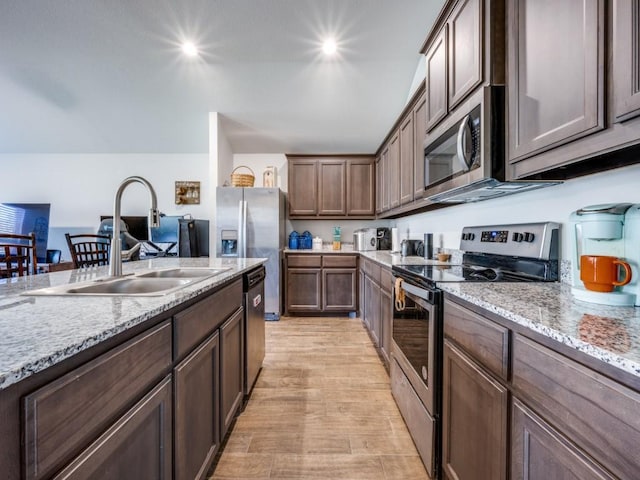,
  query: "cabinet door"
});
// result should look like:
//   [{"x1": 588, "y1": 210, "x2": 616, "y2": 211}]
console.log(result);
[
  {"x1": 318, "y1": 159, "x2": 346, "y2": 215},
  {"x1": 174, "y1": 332, "x2": 220, "y2": 480},
  {"x1": 220, "y1": 308, "x2": 244, "y2": 439},
  {"x1": 53, "y1": 377, "x2": 172, "y2": 480},
  {"x1": 448, "y1": 0, "x2": 482, "y2": 109},
  {"x1": 379, "y1": 286, "x2": 392, "y2": 366},
  {"x1": 413, "y1": 93, "x2": 426, "y2": 199},
  {"x1": 346, "y1": 158, "x2": 375, "y2": 216},
  {"x1": 359, "y1": 267, "x2": 368, "y2": 327},
  {"x1": 286, "y1": 268, "x2": 322, "y2": 312},
  {"x1": 425, "y1": 26, "x2": 448, "y2": 131},
  {"x1": 399, "y1": 114, "x2": 415, "y2": 205},
  {"x1": 442, "y1": 340, "x2": 507, "y2": 480},
  {"x1": 380, "y1": 147, "x2": 390, "y2": 212},
  {"x1": 388, "y1": 131, "x2": 400, "y2": 209},
  {"x1": 375, "y1": 155, "x2": 382, "y2": 214},
  {"x1": 613, "y1": 0, "x2": 640, "y2": 122},
  {"x1": 511, "y1": 398, "x2": 616, "y2": 480},
  {"x1": 364, "y1": 275, "x2": 380, "y2": 345},
  {"x1": 508, "y1": 0, "x2": 605, "y2": 162},
  {"x1": 288, "y1": 159, "x2": 318, "y2": 216},
  {"x1": 322, "y1": 268, "x2": 357, "y2": 311}
]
